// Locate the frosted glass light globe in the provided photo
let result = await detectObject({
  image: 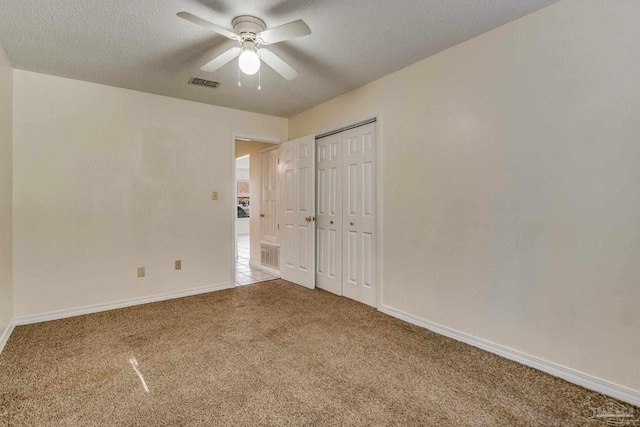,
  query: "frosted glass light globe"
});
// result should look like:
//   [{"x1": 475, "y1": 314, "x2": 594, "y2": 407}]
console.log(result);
[{"x1": 239, "y1": 49, "x2": 260, "y2": 75}]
